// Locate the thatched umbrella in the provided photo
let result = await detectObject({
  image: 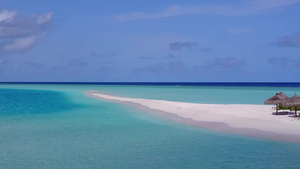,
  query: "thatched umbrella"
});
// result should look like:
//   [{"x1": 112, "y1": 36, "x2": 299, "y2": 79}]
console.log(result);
[
  {"x1": 264, "y1": 92, "x2": 289, "y2": 115},
  {"x1": 278, "y1": 91, "x2": 289, "y2": 100},
  {"x1": 283, "y1": 93, "x2": 300, "y2": 117}
]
